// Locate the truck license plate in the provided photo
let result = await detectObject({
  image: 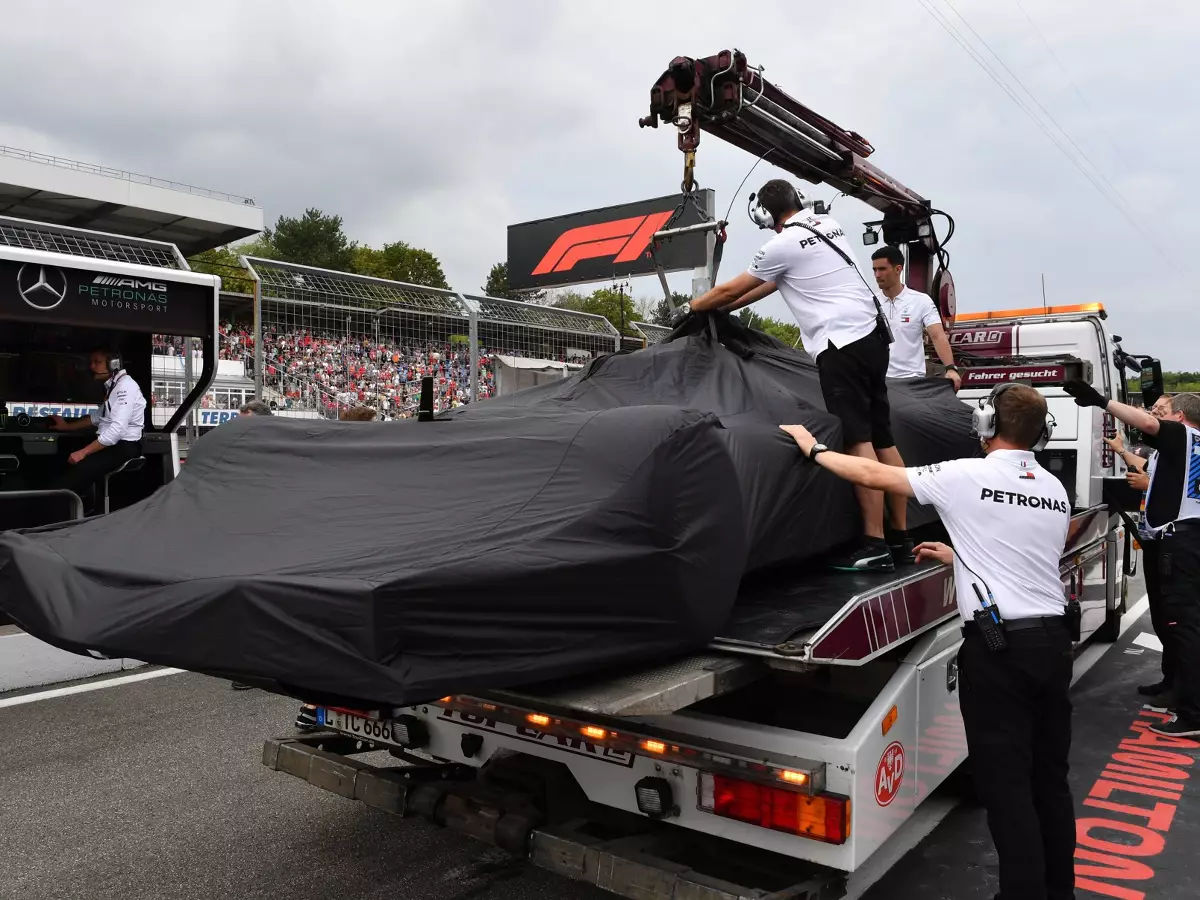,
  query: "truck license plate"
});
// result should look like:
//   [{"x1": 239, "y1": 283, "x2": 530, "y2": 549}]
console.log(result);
[{"x1": 321, "y1": 709, "x2": 395, "y2": 743}]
